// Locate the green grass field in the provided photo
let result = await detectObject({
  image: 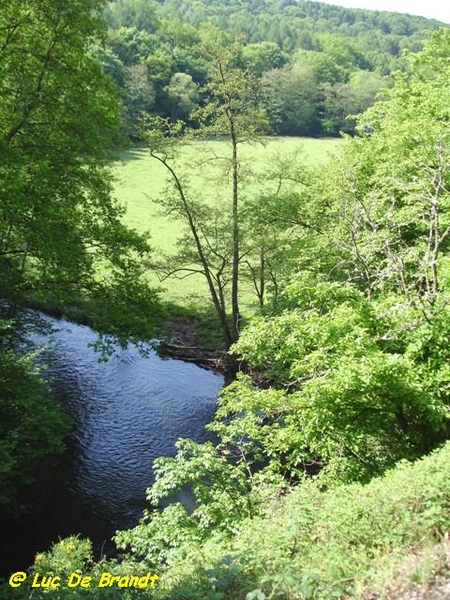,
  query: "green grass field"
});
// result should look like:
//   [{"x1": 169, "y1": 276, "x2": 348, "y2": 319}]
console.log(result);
[{"x1": 113, "y1": 137, "x2": 342, "y2": 306}]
